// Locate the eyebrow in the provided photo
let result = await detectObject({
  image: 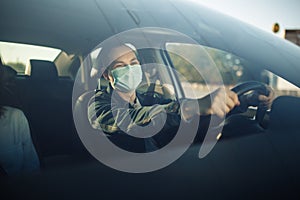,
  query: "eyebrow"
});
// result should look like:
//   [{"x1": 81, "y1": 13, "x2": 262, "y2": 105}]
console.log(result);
[{"x1": 113, "y1": 57, "x2": 139, "y2": 65}]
